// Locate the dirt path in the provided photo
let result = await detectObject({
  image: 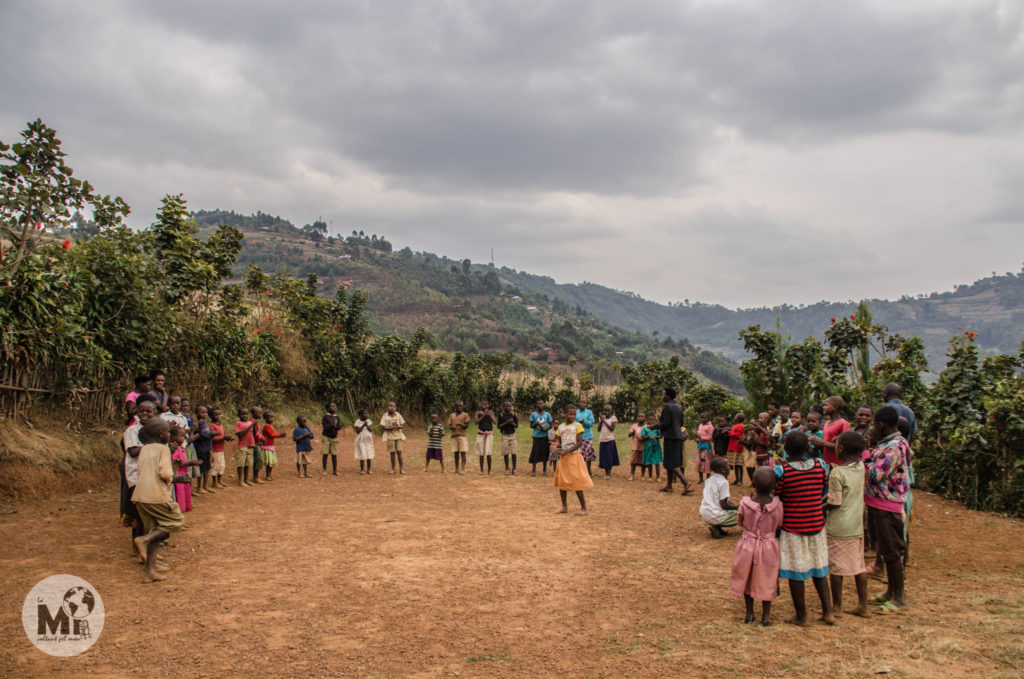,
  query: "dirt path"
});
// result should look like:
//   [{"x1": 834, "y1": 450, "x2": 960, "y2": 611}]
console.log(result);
[{"x1": 2, "y1": 437, "x2": 1023, "y2": 678}]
